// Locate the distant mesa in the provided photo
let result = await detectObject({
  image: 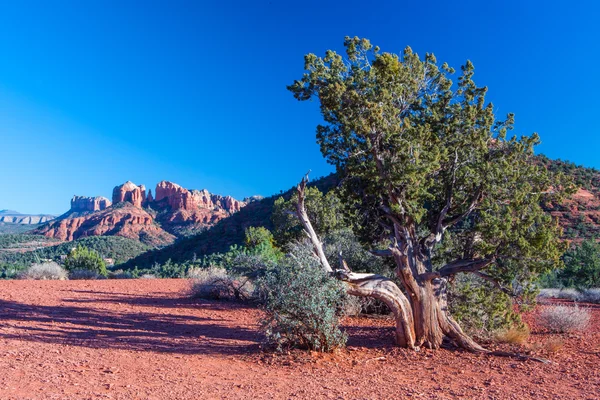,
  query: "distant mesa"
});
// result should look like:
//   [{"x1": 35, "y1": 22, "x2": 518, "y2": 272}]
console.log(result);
[
  {"x1": 33, "y1": 180, "x2": 249, "y2": 245},
  {"x1": 0, "y1": 209, "x2": 55, "y2": 225}
]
